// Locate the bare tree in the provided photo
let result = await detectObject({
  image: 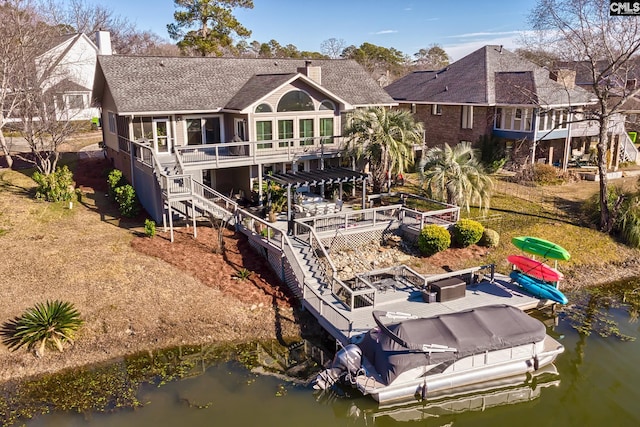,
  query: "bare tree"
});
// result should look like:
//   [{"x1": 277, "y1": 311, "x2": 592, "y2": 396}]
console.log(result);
[
  {"x1": 1, "y1": 0, "x2": 84, "y2": 174},
  {"x1": 0, "y1": 0, "x2": 43, "y2": 168},
  {"x1": 41, "y1": 0, "x2": 171, "y2": 55},
  {"x1": 320, "y1": 38, "x2": 346, "y2": 59},
  {"x1": 529, "y1": 0, "x2": 640, "y2": 232}
]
